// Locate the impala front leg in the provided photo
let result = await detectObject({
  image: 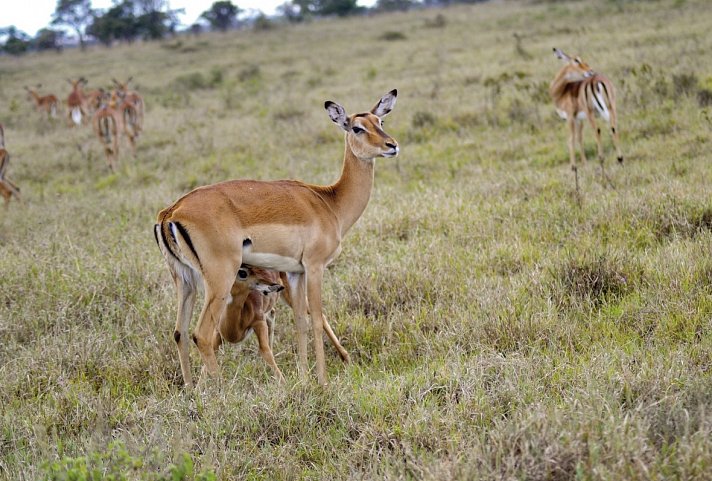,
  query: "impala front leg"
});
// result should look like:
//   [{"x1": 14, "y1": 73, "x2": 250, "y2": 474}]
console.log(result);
[
  {"x1": 307, "y1": 266, "x2": 328, "y2": 386},
  {"x1": 194, "y1": 264, "x2": 237, "y2": 381},
  {"x1": 287, "y1": 272, "x2": 310, "y2": 379}
]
